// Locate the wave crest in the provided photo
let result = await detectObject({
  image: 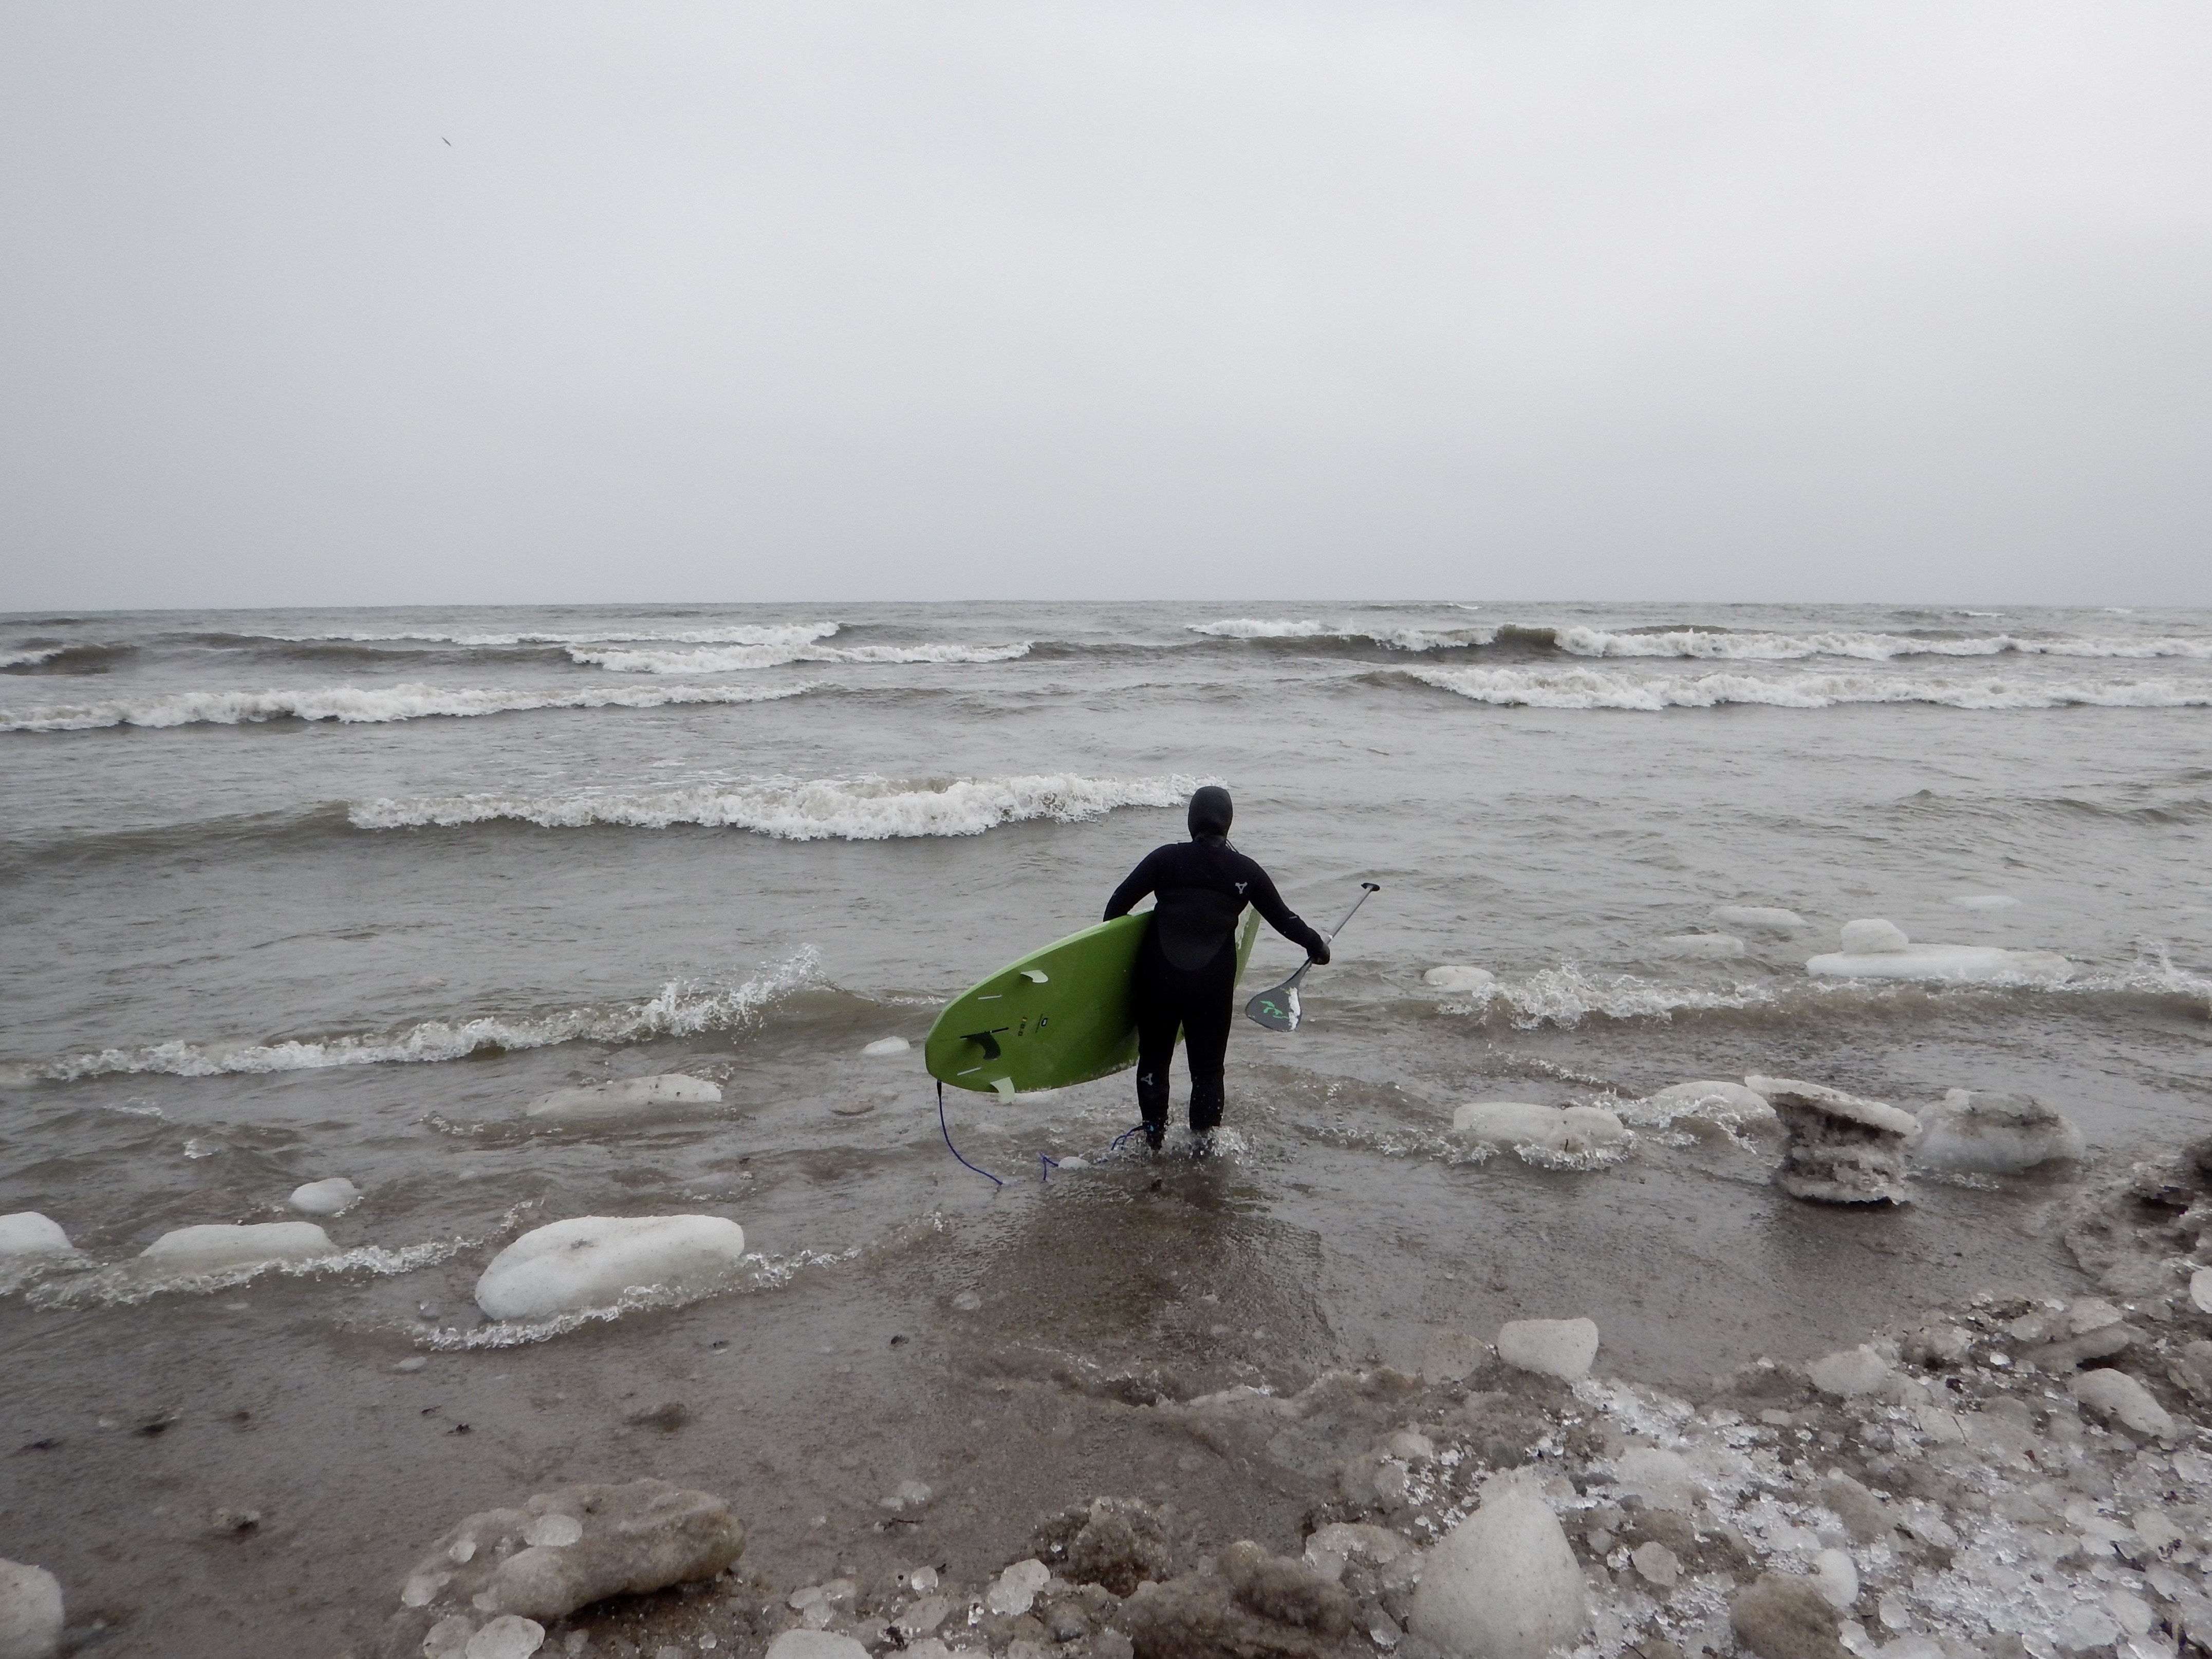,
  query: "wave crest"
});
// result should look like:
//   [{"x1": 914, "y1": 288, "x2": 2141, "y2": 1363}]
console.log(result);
[
  {"x1": 1408, "y1": 666, "x2": 2212, "y2": 712},
  {"x1": 0, "y1": 681, "x2": 813, "y2": 732},
  {"x1": 1552, "y1": 626, "x2": 2212, "y2": 662},
  {"x1": 573, "y1": 641, "x2": 1029, "y2": 673},
  {"x1": 350, "y1": 771, "x2": 1203, "y2": 839},
  {"x1": 1188, "y1": 619, "x2": 1491, "y2": 651},
  {"x1": 17, "y1": 954, "x2": 817, "y2": 1083}
]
